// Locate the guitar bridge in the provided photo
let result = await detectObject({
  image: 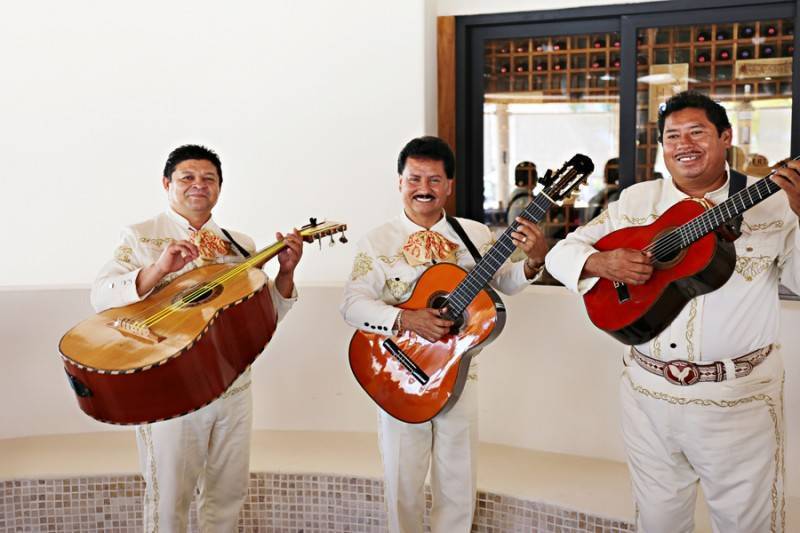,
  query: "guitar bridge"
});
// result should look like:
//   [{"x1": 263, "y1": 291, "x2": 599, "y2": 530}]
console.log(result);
[
  {"x1": 383, "y1": 339, "x2": 430, "y2": 385},
  {"x1": 108, "y1": 318, "x2": 163, "y2": 343}
]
